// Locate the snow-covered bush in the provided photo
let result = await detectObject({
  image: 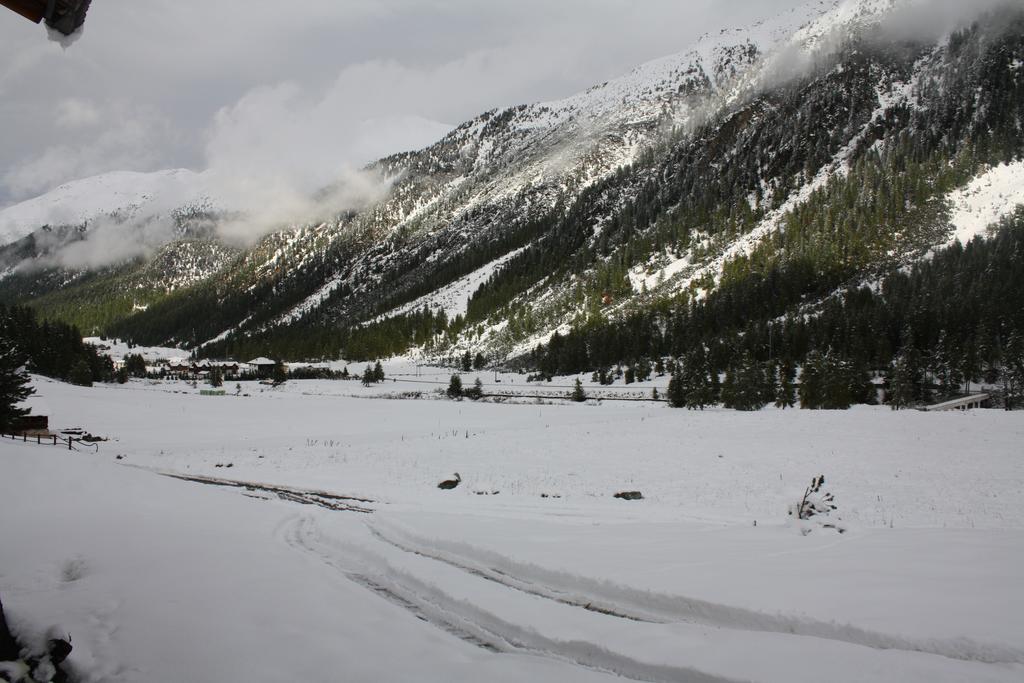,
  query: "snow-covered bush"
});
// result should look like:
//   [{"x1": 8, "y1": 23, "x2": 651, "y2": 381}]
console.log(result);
[{"x1": 789, "y1": 475, "x2": 845, "y2": 534}]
